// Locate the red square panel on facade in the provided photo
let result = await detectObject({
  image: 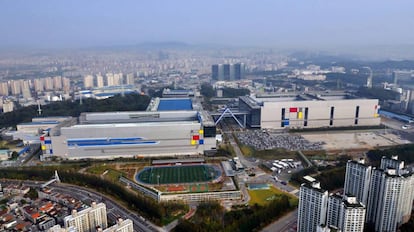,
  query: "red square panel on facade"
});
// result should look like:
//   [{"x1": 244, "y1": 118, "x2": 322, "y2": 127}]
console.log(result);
[
  {"x1": 192, "y1": 135, "x2": 200, "y2": 140},
  {"x1": 289, "y1": 107, "x2": 298, "y2": 113},
  {"x1": 40, "y1": 136, "x2": 45, "y2": 141}
]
